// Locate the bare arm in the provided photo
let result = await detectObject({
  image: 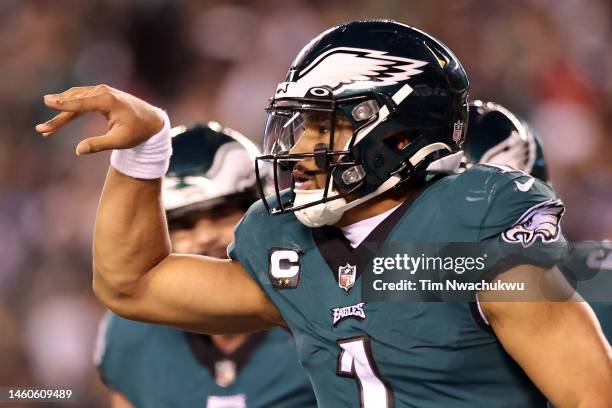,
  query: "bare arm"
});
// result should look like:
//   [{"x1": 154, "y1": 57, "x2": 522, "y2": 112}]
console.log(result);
[
  {"x1": 480, "y1": 265, "x2": 612, "y2": 407},
  {"x1": 36, "y1": 85, "x2": 283, "y2": 333}
]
